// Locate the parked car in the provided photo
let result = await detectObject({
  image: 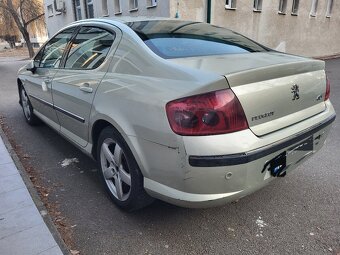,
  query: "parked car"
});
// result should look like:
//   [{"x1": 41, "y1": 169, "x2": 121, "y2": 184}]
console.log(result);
[{"x1": 17, "y1": 18, "x2": 336, "y2": 210}]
